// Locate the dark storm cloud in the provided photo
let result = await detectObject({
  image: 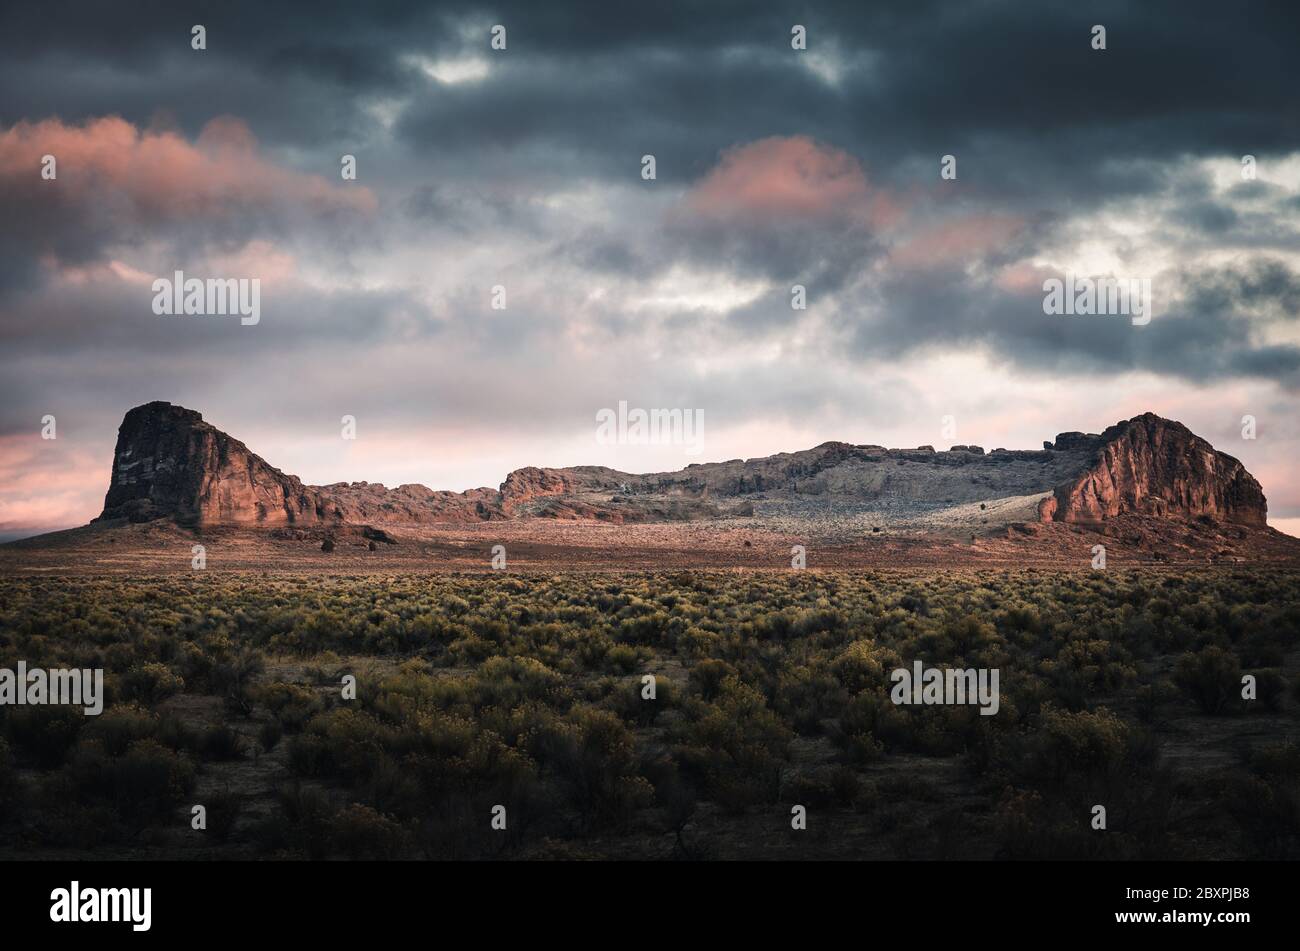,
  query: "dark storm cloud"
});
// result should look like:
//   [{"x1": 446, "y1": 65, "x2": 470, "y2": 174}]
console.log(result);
[
  {"x1": 0, "y1": 3, "x2": 440, "y2": 145},
  {"x1": 1180, "y1": 257, "x2": 1300, "y2": 325},
  {"x1": 383, "y1": 0, "x2": 1300, "y2": 207},
  {"x1": 3, "y1": 0, "x2": 1297, "y2": 222},
  {"x1": 664, "y1": 205, "x2": 886, "y2": 290},
  {"x1": 403, "y1": 182, "x2": 553, "y2": 237},
  {"x1": 848, "y1": 256, "x2": 1300, "y2": 386},
  {"x1": 3, "y1": 1, "x2": 1297, "y2": 180},
  {"x1": 1172, "y1": 201, "x2": 1239, "y2": 235}
]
